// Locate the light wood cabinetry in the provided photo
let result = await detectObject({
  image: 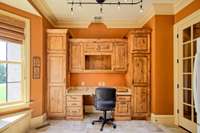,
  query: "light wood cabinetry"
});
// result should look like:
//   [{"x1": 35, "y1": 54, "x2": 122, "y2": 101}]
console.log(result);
[
  {"x1": 70, "y1": 43, "x2": 83, "y2": 72},
  {"x1": 113, "y1": 43, "x2": 127, "y2": 71},
  {"x1": 69, "y1": 39, "x2": 127, "y2": 73},
  {"x1": 66, "y1": 95, "x2": 84, "y2": 120},
  {"x1": 114, "y1": 95, "x2": 131, "y2": 120},
  {"x1": 128, "y1": 30, "x2": 151, "y2": 53},
  {"x1": 47, "y1": 29, "x2": 68, "y2": 118},
  {"x1": 127, "y1": 29, "x2": 151, "y2": 119}
]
